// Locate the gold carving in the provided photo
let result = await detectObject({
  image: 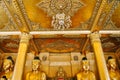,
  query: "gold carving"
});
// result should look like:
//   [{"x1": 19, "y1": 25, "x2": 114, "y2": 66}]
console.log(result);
[{"x1": 37, "y1": 0, "x2": 84, "y2": 30}]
